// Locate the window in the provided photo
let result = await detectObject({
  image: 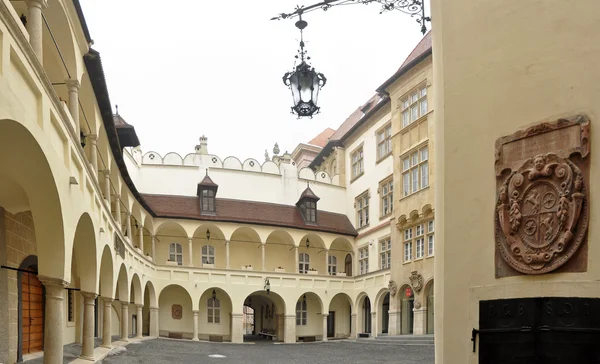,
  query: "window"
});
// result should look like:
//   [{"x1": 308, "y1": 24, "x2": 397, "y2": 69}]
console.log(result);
[
  {"x1": 356, "y1": 192, "x2": 370, "y2": 228},
  {"x1": 359, "y1": 247, "x2": 369, "y2": 274},
  {"x1": 301, "y1": 200, "x2": 317, "y2": 223},
  {"x1": 377, "y1": 124, "x2": 392, "y2": 160},
  {"x1": 401, "y1": 85, "x2": 428, "y2": 127},
  {"x1": 416, "y1": 224, "x2": 424, "y2": 259},
  {"x1": 201, "y1": 189, "x2": 215, "y2": 212},
  {"x1": 328, "y1": 255, "x2": 337, "y2": 275},
  {"x1": 380, "y1": 177, "x2": 394, "y2": 217},
  {"x1": 67, "y1": 289, "x2": 74, "y2": 322},
  {"x1": 403, "y1": 230, "x2": 413, "y2": 262},
  {"x1": 299, "y1": 253, "x2": 310, "y2": 273},
  {"x1": 202, "y1": 245, "x2": 215, "y2": 264},
  {"x1": 207, "y1": 297, "x2": 220, "y2": 324},
  {"x1": 296, "y1": 300, "x2": 307, "y2": 326},
  {"x1": 428, "y1": 220, "x2": 435, "y2": 256},
  {"x1": 380, "y1": 237, "x2": 391, "y2": 269},
  {"x1": 402, "y1": 146, "x2": 429, "y2": 197},
  {"x1": 351, "y1": 147, "x2": 364, "y2": 179},
  {"x1": 169, "y1": 243, "x2": 183, "y2": 265}
]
